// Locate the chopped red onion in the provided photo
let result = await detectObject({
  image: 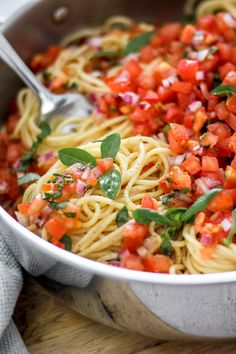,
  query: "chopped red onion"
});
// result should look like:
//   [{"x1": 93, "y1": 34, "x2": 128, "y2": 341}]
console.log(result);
[
  {"x1": 221, "y1": 219, "x2": 232, "y2": 232},
  {"x1": 162, "y1": 76, "x2": 177, "y2": 88},
  {"x1": 76, "y1": 180, "x2": 86, "y2": 196},
  {"x1": 195, "y1": 177, "x2": 221, "y2": 195},
  {"x1": 176, "y1": 194, "x2": 192, "y2": 203},
  {"x1": 118, "y1": 91, "x2": 140, "y2": 105},
  {"x1": 193, "y1": 31, "x2": 204, "y2": 43},
  {"x1": 87, "y1": 36, "x2": 102, "y2": 48},
  {"x1": 108, "y1": 261, "x2": 121, "y2": 267},
  {"x1": 200, "y1": 83, "x2": 209, "y2": 99},
  {"x1": 15, "y1": 212, "x2": 29, "y2": 227},
  {"x1": 114, "y1": 70, "x2": 130, "y2": 83},
  {"x1": 173, "y1": 154, "x2": 187, "y2": 165},
  {"x1": 121, "y1": 54, "x2": 140, "y2": 64},
  {"x1": 195, "y1": 178, "x2": 209, "y2": 194},
  {"x1": 139, "y1": 101, "x2": 151, "y2": 110},
  {"x1": 137, "y1": 246, "x2": 148, "y2": 257},
  {"x1": 201, "y1": 234, "x2": 212, "y2": 247},
  {"x1": 197, "y1": 49, "x2": 209, "y2": 62},
  {"x1": 13, "y1": 159, "x2": 22, "y2": 169},
  {"x1": 223, "y1": 13, "x2": 236, "y2": 28},
  {"x1": 119, "y1": 248, "x2": 130, "y2": 257},
  {"x1": 81, "y1": 165, "x2": 91, "y2": 180},
  {"x1": 38, "y1": 151, "x2": 55, "y2": 163},
  {"x1": 188, "y1": 101, "x2": 202, "y2": 112},
  {"x1": 196, "y1": 71, "x2": 204, "y2": 80}
]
